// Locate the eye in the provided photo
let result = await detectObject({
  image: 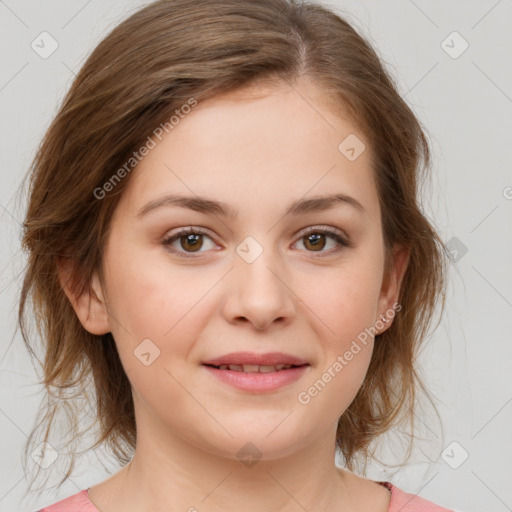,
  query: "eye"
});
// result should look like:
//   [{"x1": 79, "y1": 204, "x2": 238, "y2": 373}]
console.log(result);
[
  {"x1": 162, "y1": 227, "x2": 218, "y2": 258},
  {"x1": 162, "y1": 225, "x2": 352, "y2": 259},
  {"x1": 292, "y1": 226, "x2": 352, "y2": 255}
]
